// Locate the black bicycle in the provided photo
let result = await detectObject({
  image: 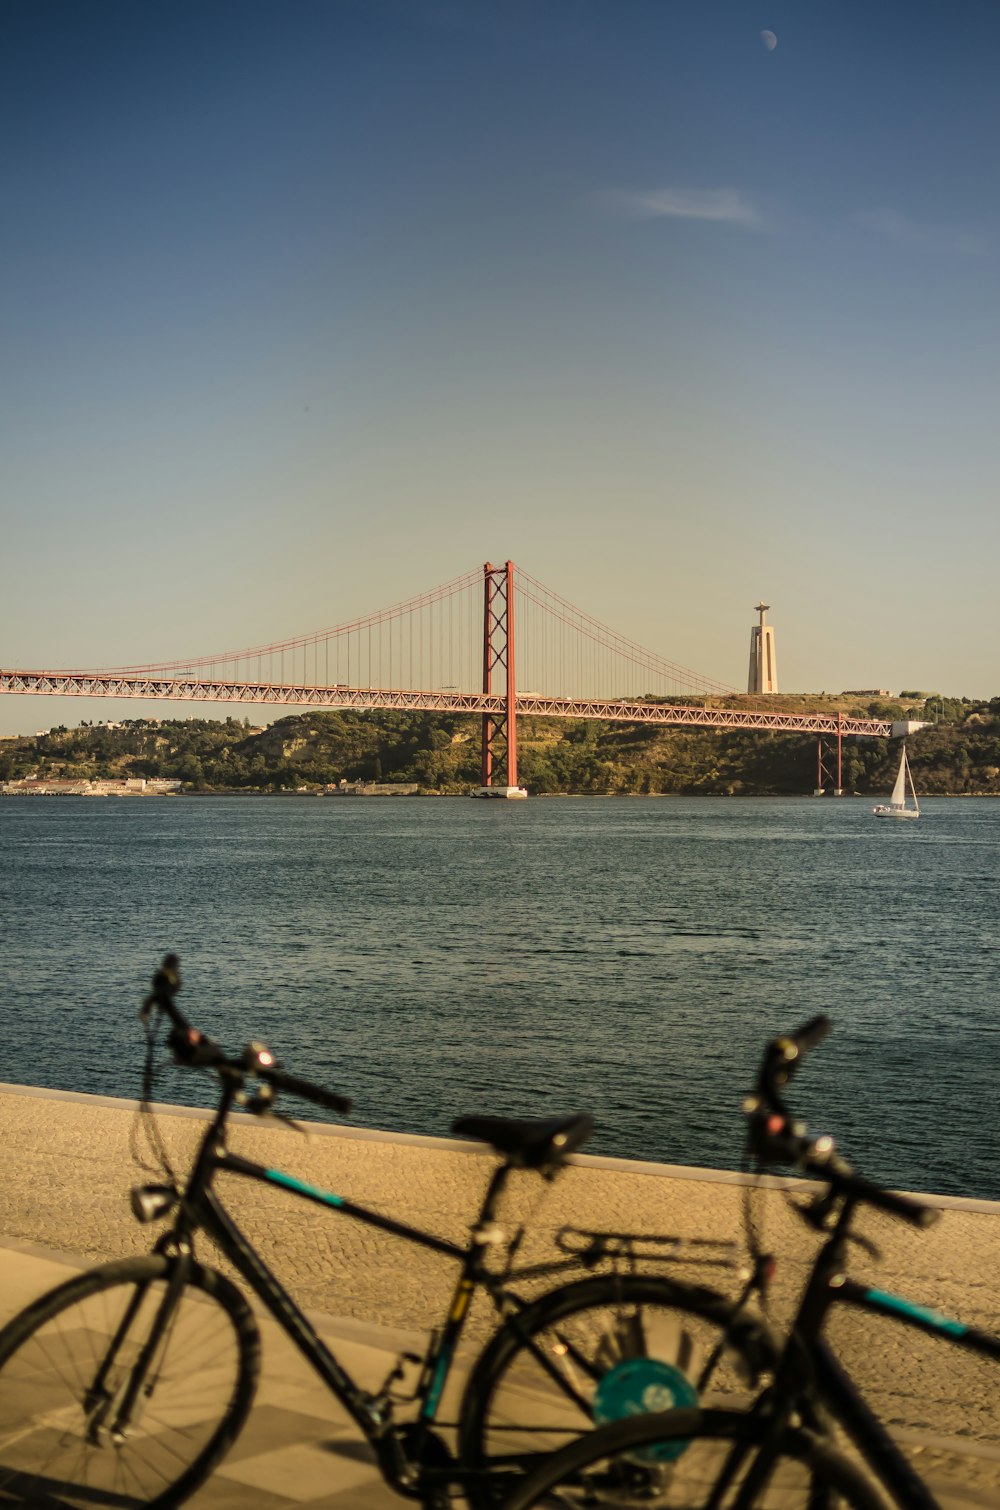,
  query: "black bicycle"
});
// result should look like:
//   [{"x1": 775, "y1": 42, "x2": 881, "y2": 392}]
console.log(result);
[
  {"x1": 503, "y1": 1016, "x2": 1000, "y2": 1507},
  {"x1": 0, "y1": 957, "x2": 775, "y2": 1509}
]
